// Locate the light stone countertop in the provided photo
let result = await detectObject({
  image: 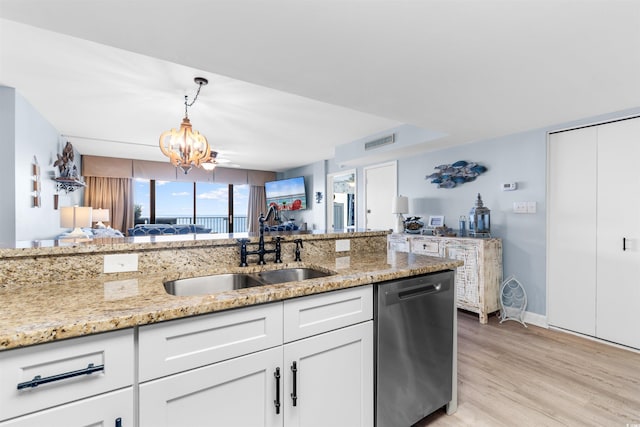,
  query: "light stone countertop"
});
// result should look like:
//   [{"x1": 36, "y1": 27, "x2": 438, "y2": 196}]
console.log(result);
[{"x1": 0, "y1": 251, "x2": 462, "y2": 351}]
